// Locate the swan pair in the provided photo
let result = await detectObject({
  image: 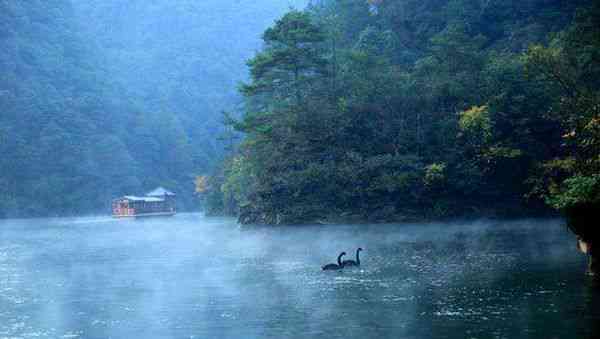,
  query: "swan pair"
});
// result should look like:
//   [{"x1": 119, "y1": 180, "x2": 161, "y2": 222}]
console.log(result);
[{"x1": 322, "y1": 248, "x2": 362, "y2": 270}]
